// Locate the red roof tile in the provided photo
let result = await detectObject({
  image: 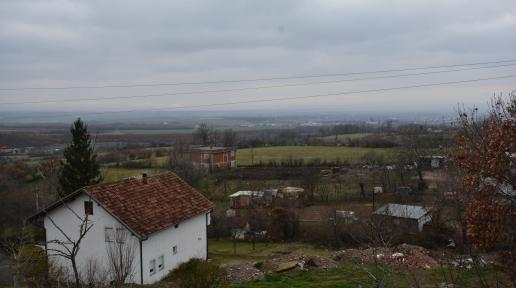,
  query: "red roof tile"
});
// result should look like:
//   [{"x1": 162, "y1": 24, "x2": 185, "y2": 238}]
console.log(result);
[{"x1": 85, "y1": 172, "x2": 213, "y2": 237}]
